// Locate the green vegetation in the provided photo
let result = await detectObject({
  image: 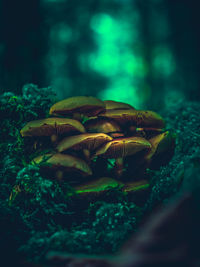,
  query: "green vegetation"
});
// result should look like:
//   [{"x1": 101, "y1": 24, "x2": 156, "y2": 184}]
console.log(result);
[{"x1": 0, "y1": 84, "x2": 199, "y2": 264}]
